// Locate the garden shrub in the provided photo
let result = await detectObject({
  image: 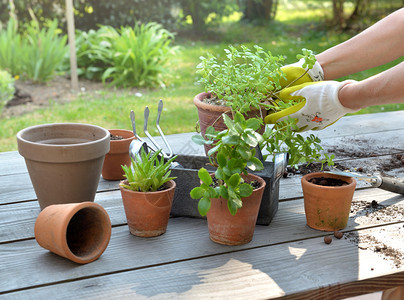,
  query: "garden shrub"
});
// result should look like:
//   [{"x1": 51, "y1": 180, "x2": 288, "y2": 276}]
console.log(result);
[
  {"x1": 71, "y1": 22, "x2": 179, "y2": 88},
  {"x1": 0, "y1": 69, "x2": 15, "y2": 110},
  {"x1": 0, "y1": 18, "x2": 68, "y2": 83}
]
